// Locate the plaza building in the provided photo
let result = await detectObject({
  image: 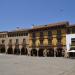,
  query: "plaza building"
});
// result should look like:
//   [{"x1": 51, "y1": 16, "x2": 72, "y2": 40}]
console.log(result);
[
  {"x1": 29, "y1": 22, "x2": 69, "y2": 57},
  {"x1": 0, "y1": 29, "x2": 29, "y2": 55},
  {"x1": 0, "y1": 31, "x2": 8, "y2": 53},
  {"x1": 66, "y1": 25, "x2": 75, "y2": 57},
  {"x1": 0, "y1": 21, "x2": 75, "y2": 57}
]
